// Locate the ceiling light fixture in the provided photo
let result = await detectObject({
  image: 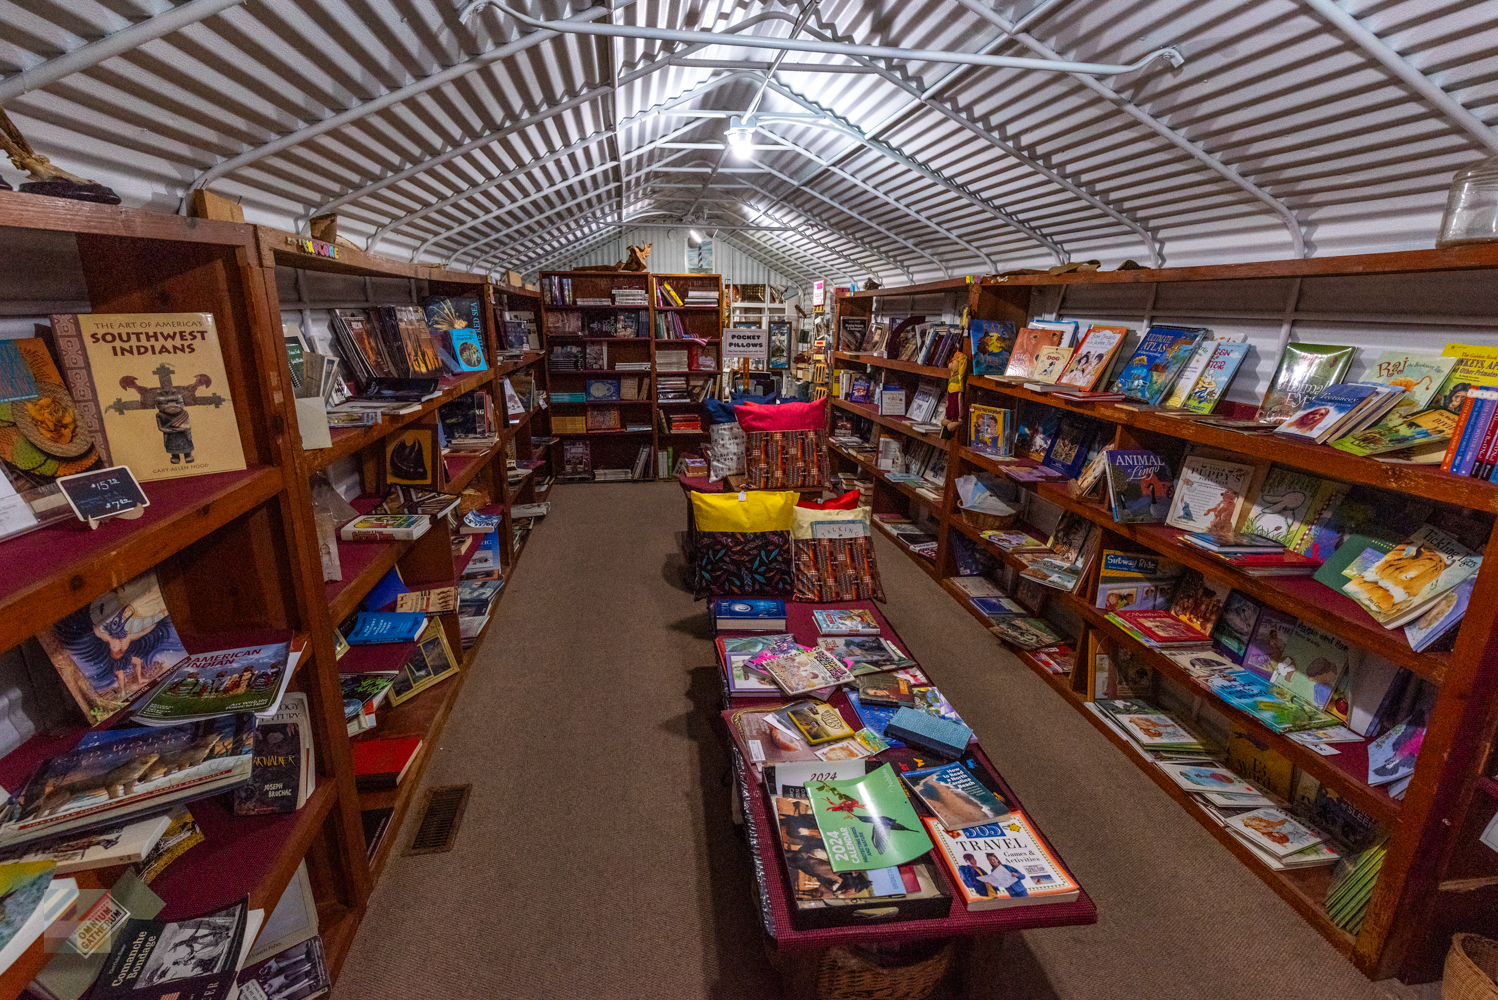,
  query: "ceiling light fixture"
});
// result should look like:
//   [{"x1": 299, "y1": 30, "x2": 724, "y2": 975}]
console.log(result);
[
  {"x1": 726, "y1": 116, "x2": 756, "y2": 159},
  {"x1": 689, "y1": 228, "x2": 704, "y2": 242}
]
